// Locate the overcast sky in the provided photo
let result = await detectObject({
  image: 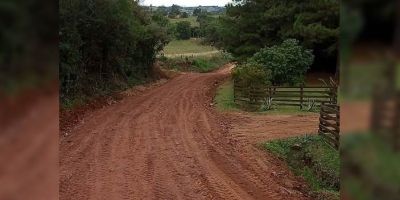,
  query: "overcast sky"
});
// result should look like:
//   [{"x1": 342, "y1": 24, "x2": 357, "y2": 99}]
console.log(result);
[{"x1": 141, "y1": 0, "x2": 232, "y2": 7}]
